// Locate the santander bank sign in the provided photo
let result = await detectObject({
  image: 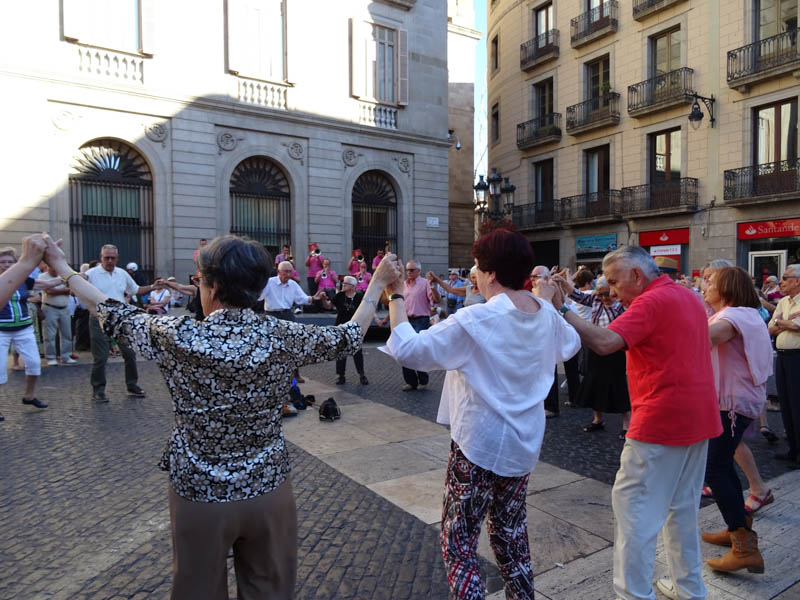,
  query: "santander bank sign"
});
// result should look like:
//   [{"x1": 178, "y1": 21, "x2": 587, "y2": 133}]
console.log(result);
[{"x1": 737, "y1": 219, "x2": 800, "y2": 240}]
